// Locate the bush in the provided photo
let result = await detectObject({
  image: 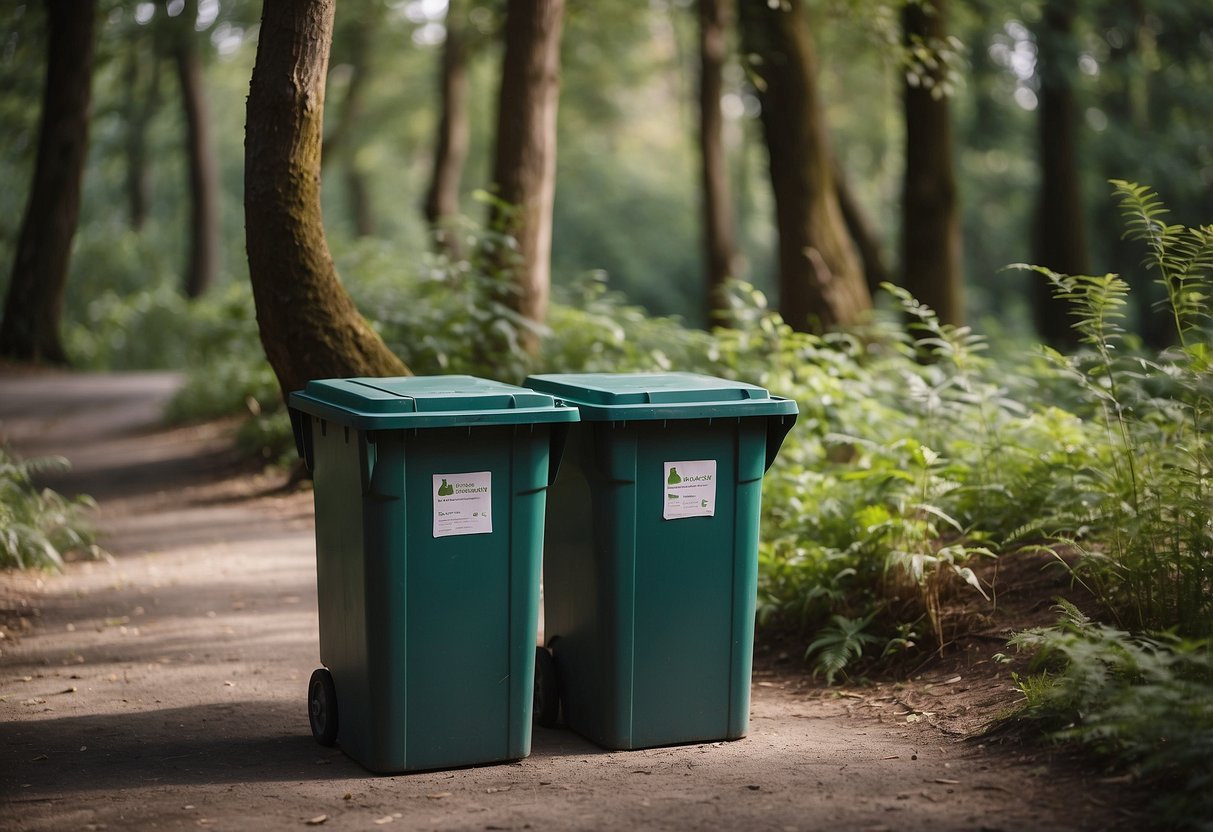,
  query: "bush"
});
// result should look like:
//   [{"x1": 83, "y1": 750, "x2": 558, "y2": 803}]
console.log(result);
[
  {"x1": 0, "y1": 447, "x2": 99, "y2": 571},
  {"x1": 1010, "y1": 602, "x2": 1213, "y2": 829}
]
